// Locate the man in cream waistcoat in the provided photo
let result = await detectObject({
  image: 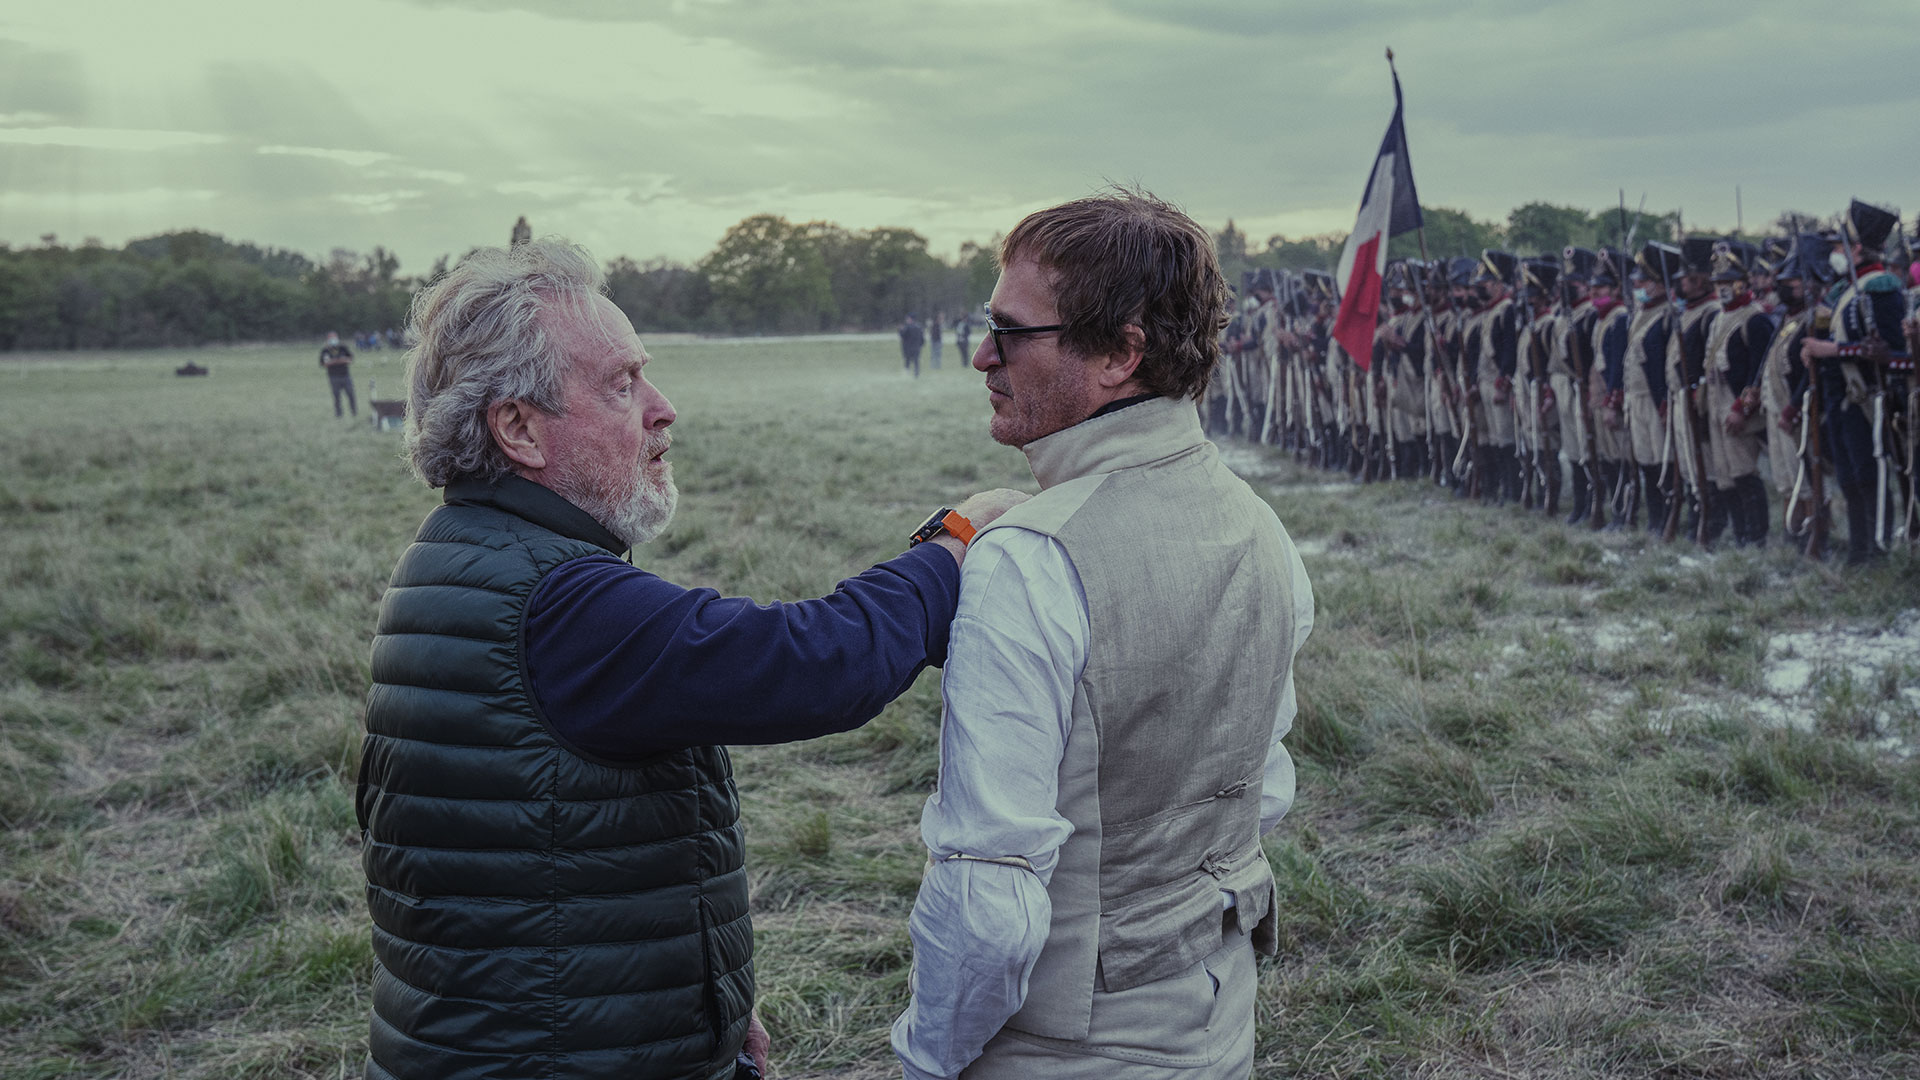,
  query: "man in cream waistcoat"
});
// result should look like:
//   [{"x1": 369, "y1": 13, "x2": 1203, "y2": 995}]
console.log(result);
[{"x1": 891, "y1": 189, "x2": 1315, "y2": 1080}]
